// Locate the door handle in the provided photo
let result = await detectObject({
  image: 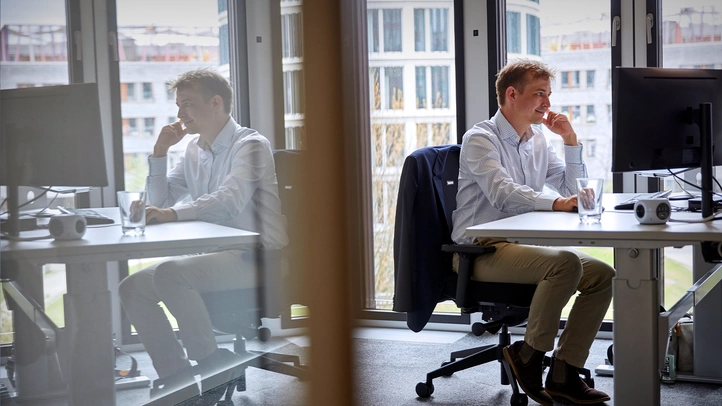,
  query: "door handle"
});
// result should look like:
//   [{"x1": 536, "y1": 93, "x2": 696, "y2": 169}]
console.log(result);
[{"x1": 612, "y1": 16, "x2": 621, "y2": 47}]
